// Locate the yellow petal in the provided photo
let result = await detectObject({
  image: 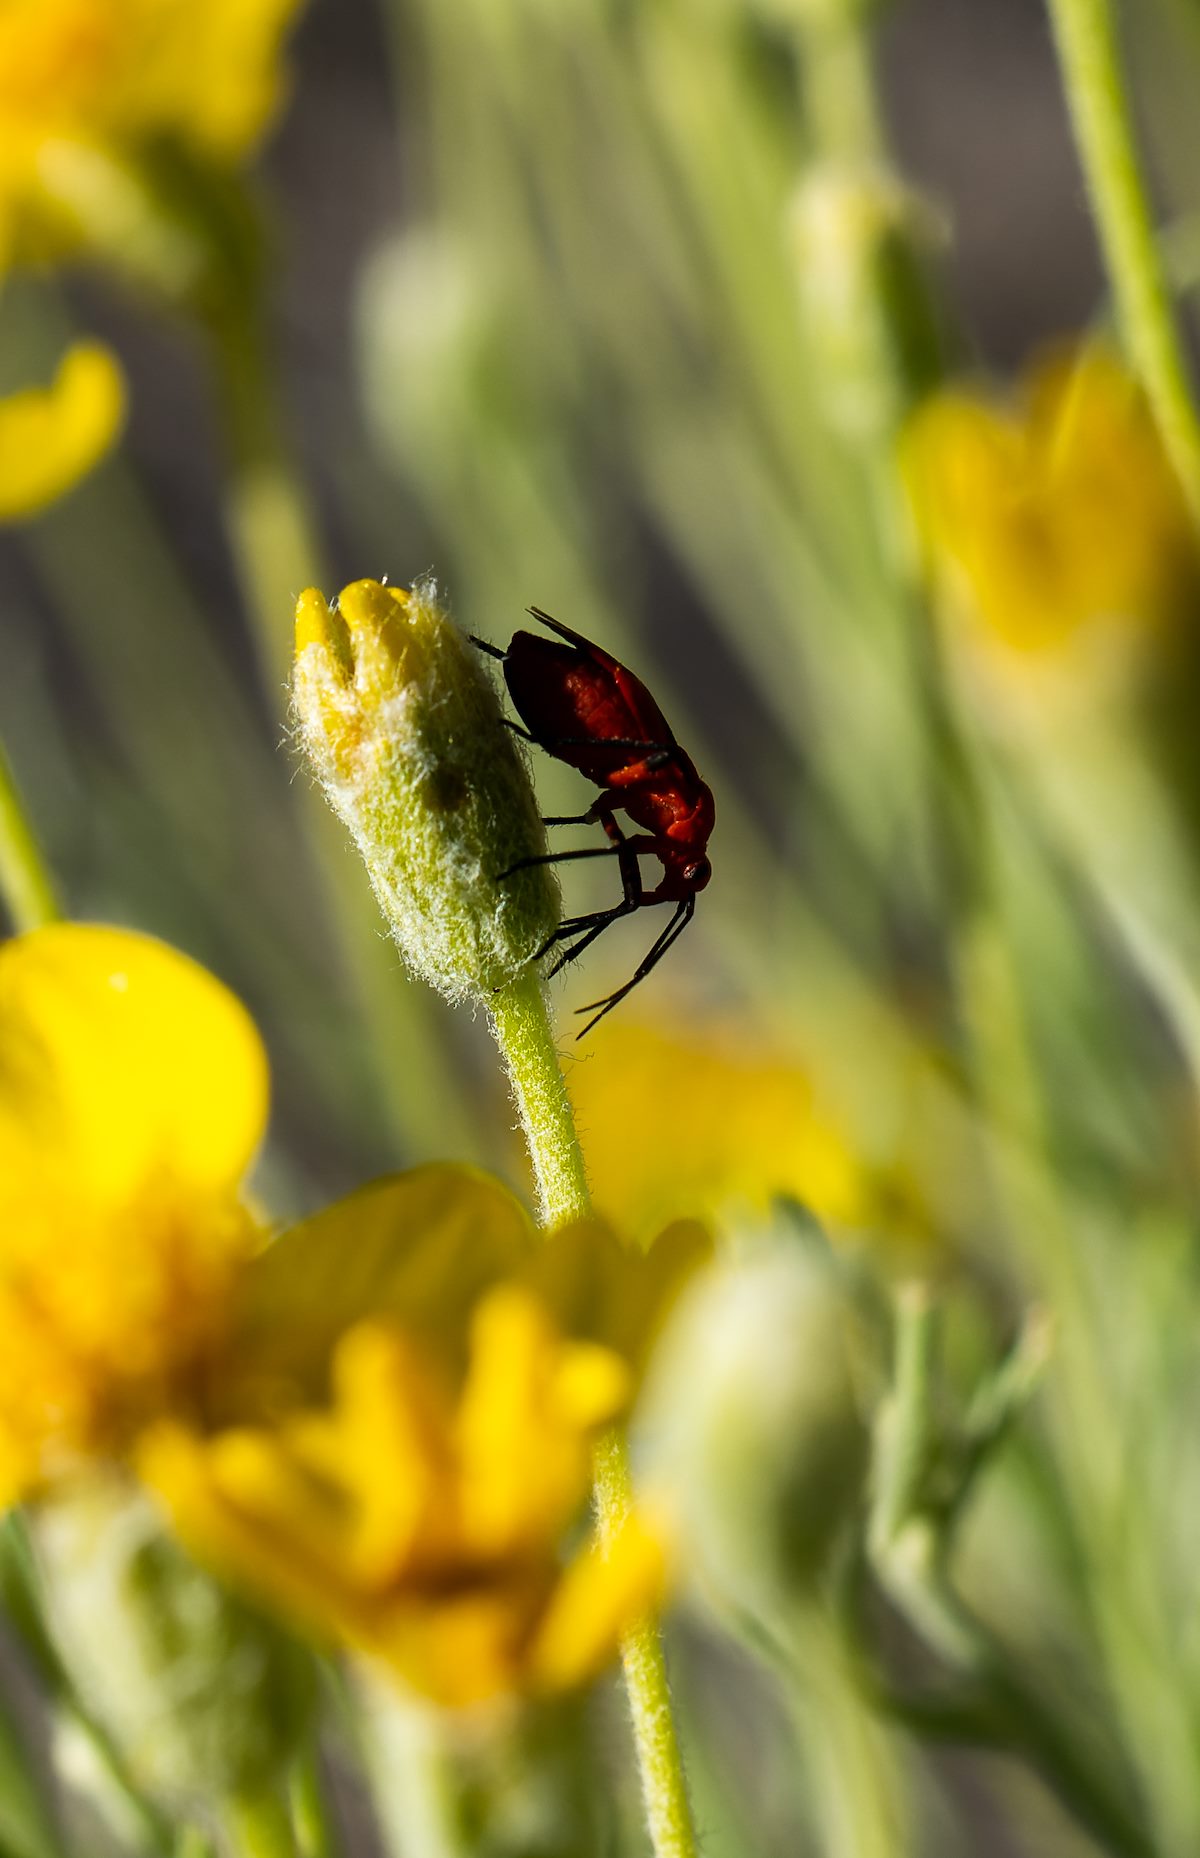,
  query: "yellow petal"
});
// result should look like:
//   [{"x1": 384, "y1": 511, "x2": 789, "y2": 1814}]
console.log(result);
[
  {"x1": 900, "y1": 346, "x2": 1199, "y2": 657},
  {"x1": 528, "y1": 1515, "x2": 668, "y2": 1695},
  {"x1": 530, "y1": 1211, "x2": 713, "y2": 1371},
  {"x1": 138, "y1": 1419, "x2": 361, "y2": 1649},
  {"x1": 138, "y1": 0, "x2": 306, "y2": 161},
  {"x1": 0, "y1": 923, "x2": 268, "y2": 1210},
  {"x1": 227, "y1": 1167, "x2": 536, "y2": 1413},
  {"x1": 370, "y1": 1586, "x2": 543, "y2": 1709},
  {"x1": 0, "y1": 343, "x2": 124, "y2": 521},
  {"x1": 566, "y1": 1020, "x2": 867, "y2": 1241},
  {"x1": 455, "y1": 1289, "x2": 624, "y2": 1559}
]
